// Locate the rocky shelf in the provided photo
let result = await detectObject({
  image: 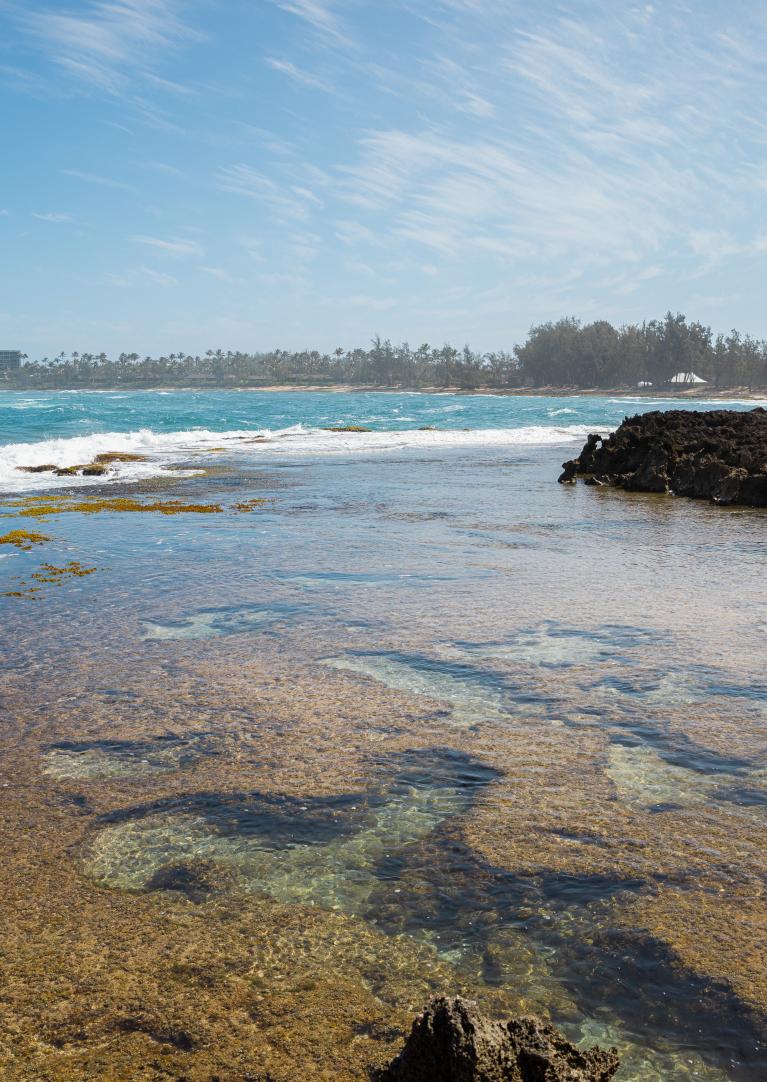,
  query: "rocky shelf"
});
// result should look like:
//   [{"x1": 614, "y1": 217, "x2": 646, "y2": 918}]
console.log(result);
[
  {"x1": 559, "y1": 408, "x2": 767, "y2": 507},
  {"x1": 375, "y1": 996, "x2": 619, "y2": 1081}
]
